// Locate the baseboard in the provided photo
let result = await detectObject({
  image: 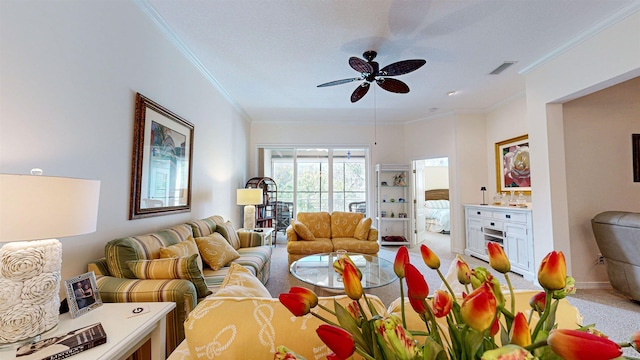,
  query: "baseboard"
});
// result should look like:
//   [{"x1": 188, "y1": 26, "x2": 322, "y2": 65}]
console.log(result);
[{"x1": 575, "y1": 281, "x2": 612, "y2": 290}]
